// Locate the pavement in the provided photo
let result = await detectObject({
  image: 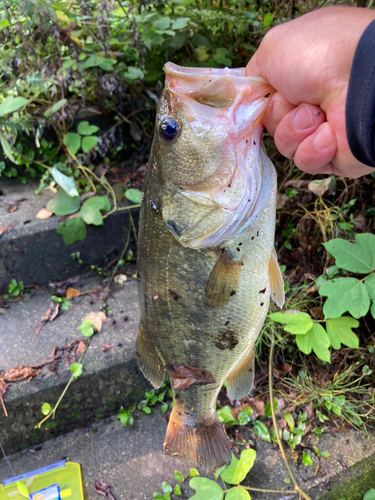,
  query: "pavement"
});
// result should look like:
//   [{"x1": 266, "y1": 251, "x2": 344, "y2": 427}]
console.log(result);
[{"x1": 1, "y1": 179, "x2": 375, "y2": 500}]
